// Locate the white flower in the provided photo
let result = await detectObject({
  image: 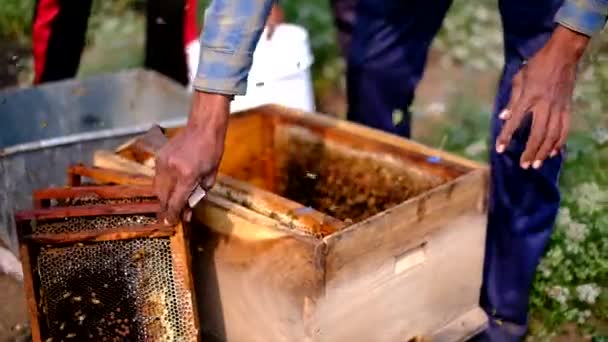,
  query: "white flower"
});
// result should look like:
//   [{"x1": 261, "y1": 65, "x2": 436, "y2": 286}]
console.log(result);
[
  {"x1": 572, "y1": 182, "x2": 608, "y2": 214},
  {"x1": 592, "y1": 127, "x2": 608, "y2": 145},
  {"x1": 565, "y1": 221, "x2": 588, "y2": 243},
  {"x1": 465, "y1": 140, "x2": 487, "y2": 157},
  {"x1": 547, "y1": 286, "x2": 570, "y2": 305},
  {"x1": 474, "y1": 7, "x2": 490, "y2": 22},
  {"x1": 576, "y1": 284, "x2": 601, "y2": 304},
  {"x1": 557, "y1": 207, "x2": 572, "y2": 227}
]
